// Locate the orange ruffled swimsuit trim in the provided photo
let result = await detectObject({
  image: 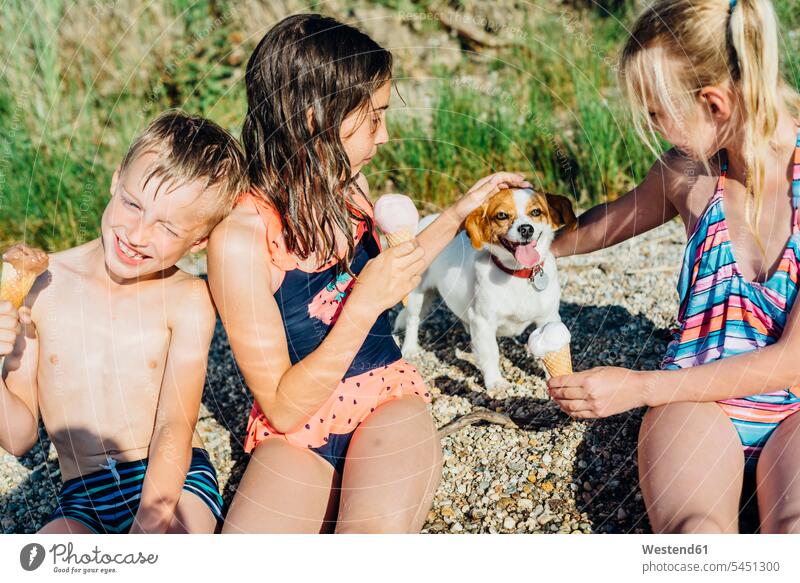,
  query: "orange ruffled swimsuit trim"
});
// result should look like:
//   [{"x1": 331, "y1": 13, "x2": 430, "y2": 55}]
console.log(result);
[
  {"x1": 237, "y1": 191, "x2": 431, "y2": 461},
  {"x1": 244, "y1": 359, "x2": 429, "y2": 453}
]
